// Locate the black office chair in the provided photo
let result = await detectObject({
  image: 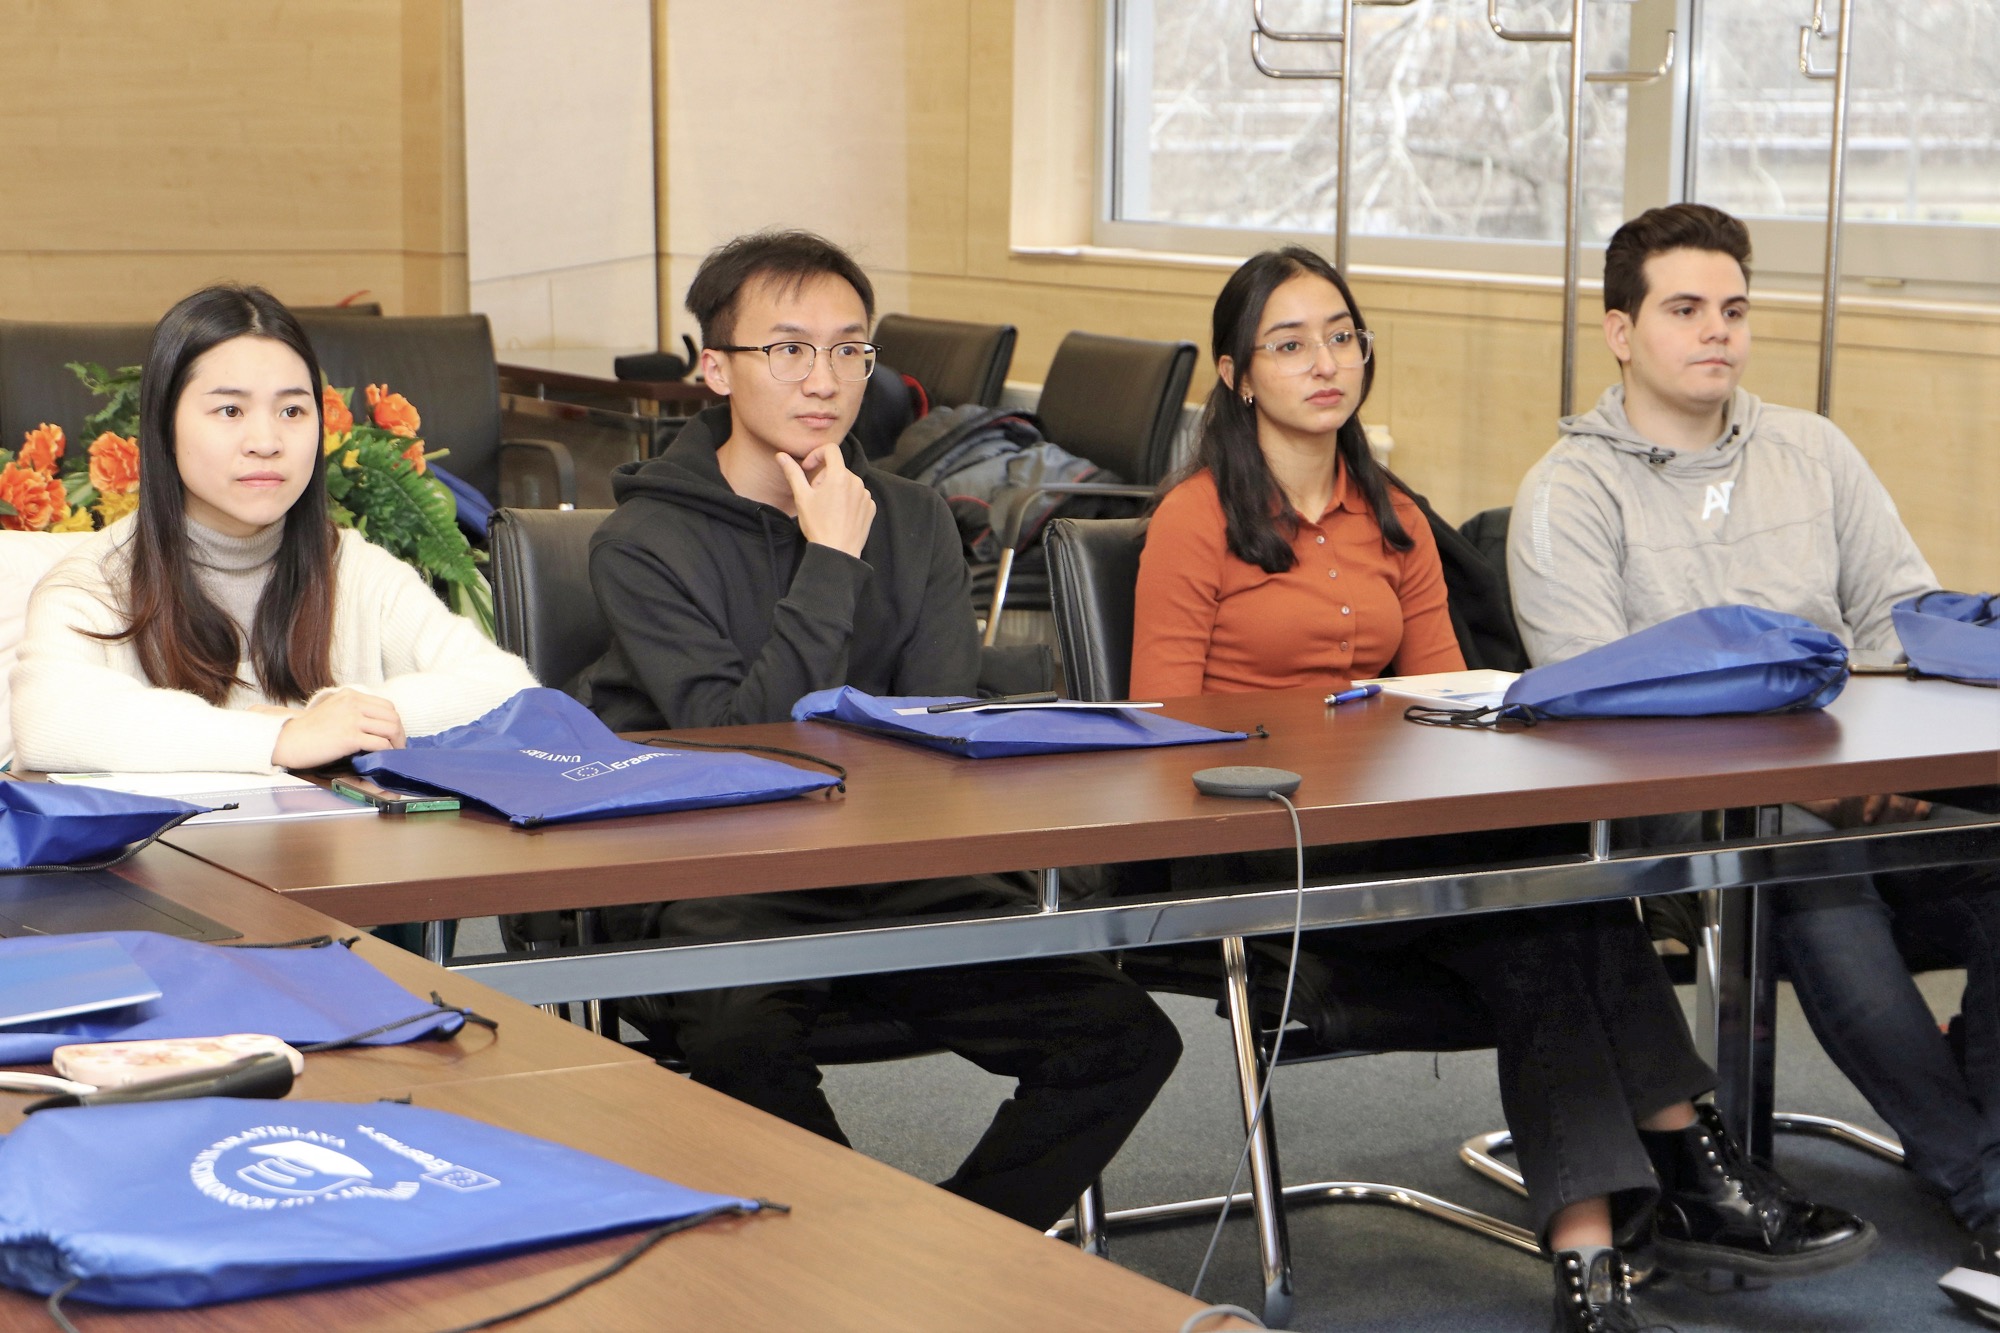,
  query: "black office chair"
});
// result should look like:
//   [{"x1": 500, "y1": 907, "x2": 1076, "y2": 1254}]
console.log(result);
[
  {"x1": 485, "y1": 505, "x2": 1108, "y2": 1248},
  {"x1": 0, "y1": 320, "x2": 153, "y2": 450},
  {"x1": 299, "y1": 313, "x2": 574, "y2": 510},
  {"x1": 978, "y1": 332, "x2": 1198, "y2": 647},
  {"x1": 1045, "y1": 515, "x2": 1537, "y2": 1325},
  {"x1": 872, "y1": 313, "x2": 1016, "y2": 409}
]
